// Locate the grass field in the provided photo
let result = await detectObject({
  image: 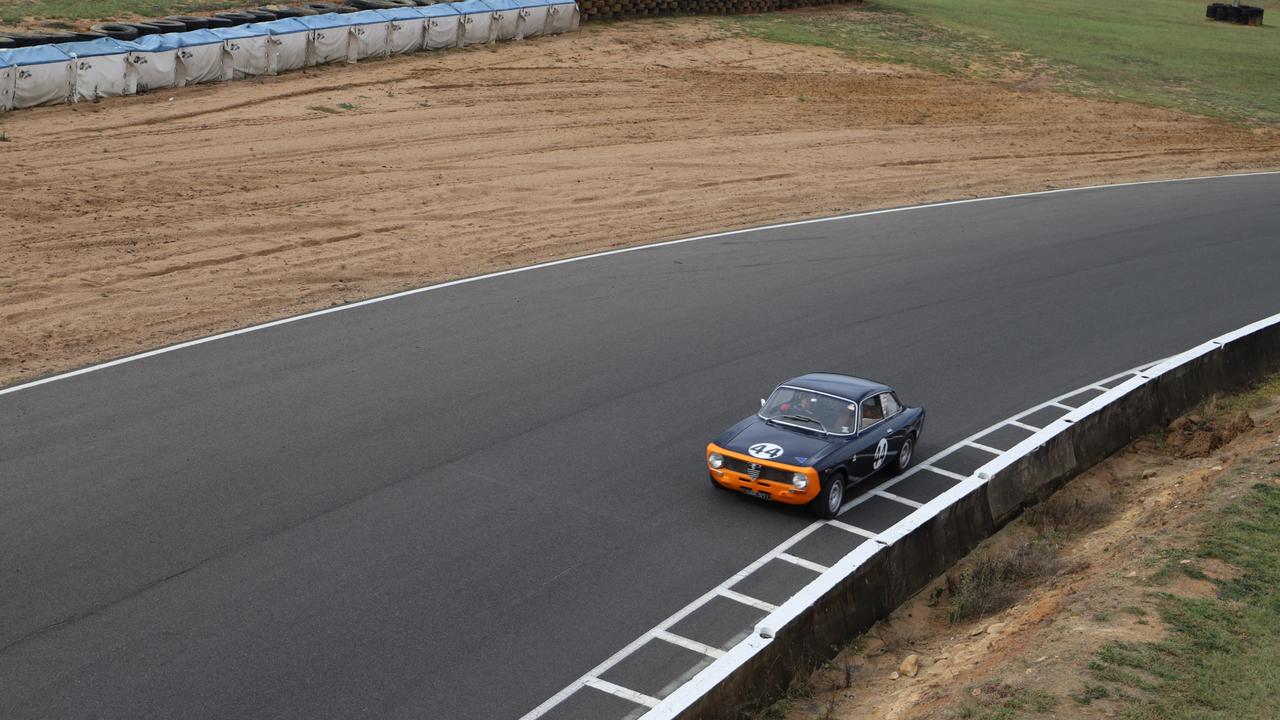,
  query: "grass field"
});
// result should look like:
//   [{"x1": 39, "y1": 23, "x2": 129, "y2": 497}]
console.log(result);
[
  {"x1": 725, "y1": 0, "x2": 1280, "y2": 124},
  {"x1": 1087, "y1": 478, "x2": 1280, "y2": 718}
]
